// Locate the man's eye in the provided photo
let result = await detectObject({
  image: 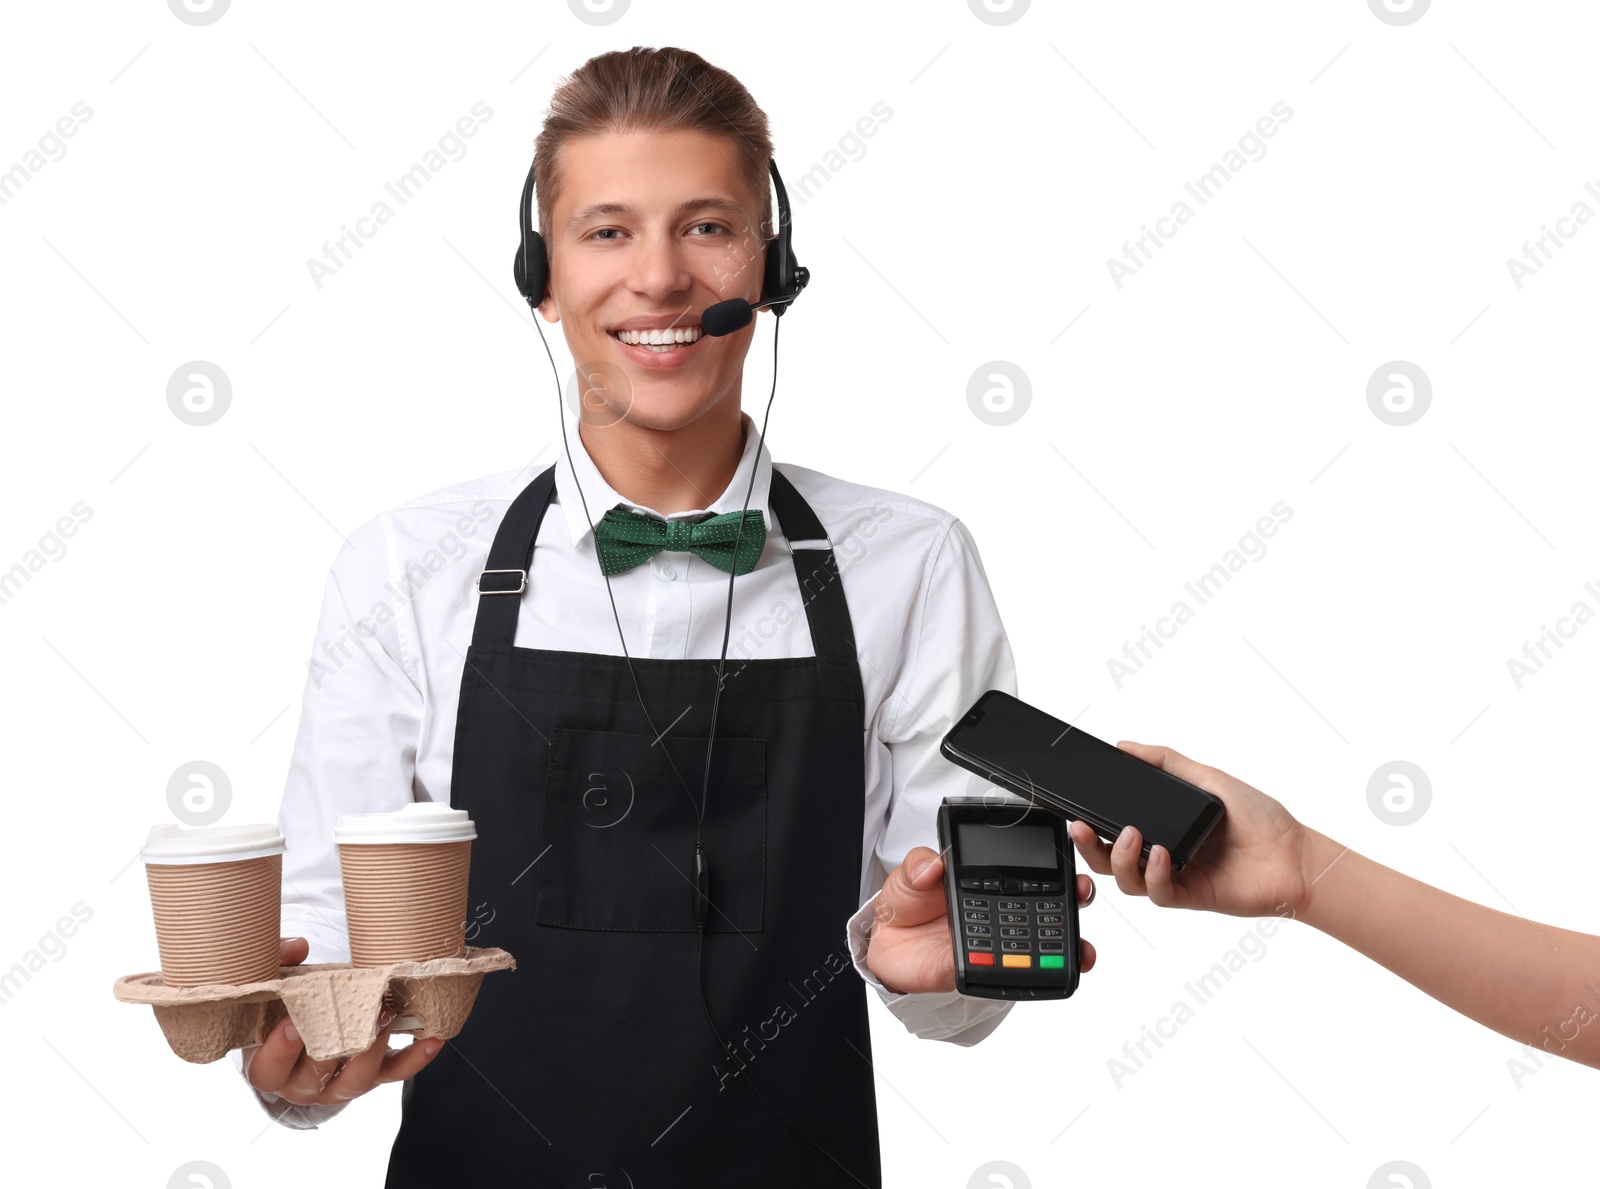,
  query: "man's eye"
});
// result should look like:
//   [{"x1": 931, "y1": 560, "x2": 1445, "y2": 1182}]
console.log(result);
[
  {"x1": 690, "y1": 222, "x2": 727, "y2": 236},
  {"x1": 588, "y1": 228, "x2": 621, "y2": 241}
]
